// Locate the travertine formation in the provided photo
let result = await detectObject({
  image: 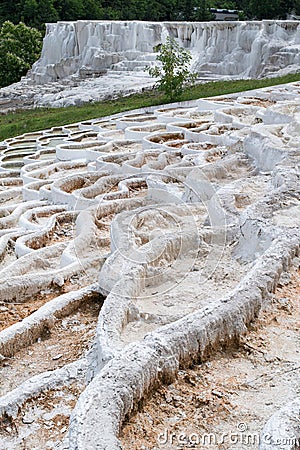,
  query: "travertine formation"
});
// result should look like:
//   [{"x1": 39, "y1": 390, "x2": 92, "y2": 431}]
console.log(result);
[
  {"x1": 0, "y1": 83, "x2": 299, "y2": 449},
  {"x1": 31, "y1": 20, "x2": 300, "y2": 82},
  {"x1": 2, "y1": 20, "x2": 300, "y2": 110}
]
